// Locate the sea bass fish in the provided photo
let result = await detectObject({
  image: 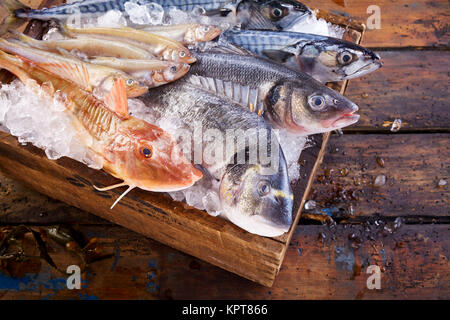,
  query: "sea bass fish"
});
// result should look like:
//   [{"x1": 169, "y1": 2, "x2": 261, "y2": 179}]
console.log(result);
[
  {"x1": 11, "y1": 31, "x2": 155, "y2": 60},
  {"x1": 0, "y1": 0, "x2": 310, "y2": 34},
  {"x1": 63, "y1": 26, "x2": 196, "y2": 63},
  {"x1": 140, "y1": 24, "x2": 222, "y2": 45},
  {"x1": 141, "y1": 81, "x2": 293, "y2": 237},
  {"x1": 0, "y1": 38, "x2": 148, "y2": 97},
  {"x1": 187, "y1": 45, "x2": 359, "y2": 134},
  {"x1": 0, "y1": 50, "x2": 203, "y2": 208},
  {"x1": 89, "y1": 57, "x2": 190, "y2": 87},
  {"x1": 222, "y1": 29, "x2": 383, "y2": 82}
]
